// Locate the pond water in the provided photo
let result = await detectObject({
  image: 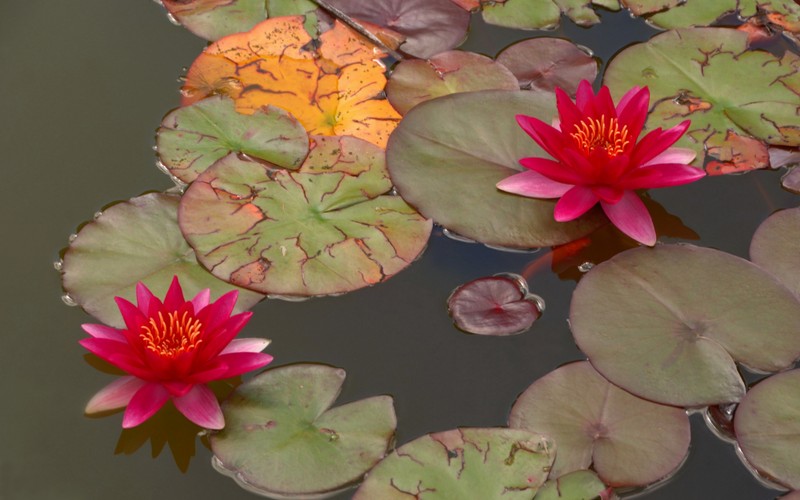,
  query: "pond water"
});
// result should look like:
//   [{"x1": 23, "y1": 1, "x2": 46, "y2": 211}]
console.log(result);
[{"x1": 2, "y1": 1, "x2": 798, "y2": 499}]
